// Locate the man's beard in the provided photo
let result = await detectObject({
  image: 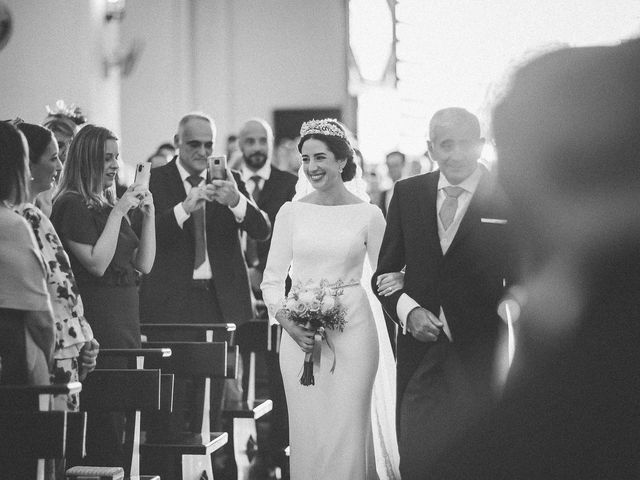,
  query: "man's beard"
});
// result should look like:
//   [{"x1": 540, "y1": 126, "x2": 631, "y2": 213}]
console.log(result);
[{"x1": 244, "y1": 152, "x2": 268, "y2": 170}]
